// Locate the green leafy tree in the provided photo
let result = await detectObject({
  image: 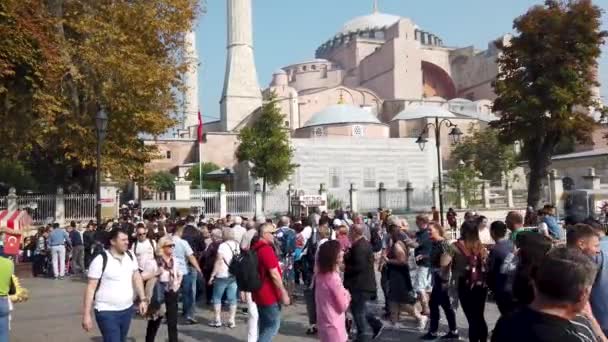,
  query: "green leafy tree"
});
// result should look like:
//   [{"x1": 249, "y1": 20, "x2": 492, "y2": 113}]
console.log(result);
[
  {"x1": 236, "y1": 92, "x2": 297, "y2": 196},
  {"x1": 186, "y1": 162, "x2": 222, "y2": 190},
  {"x1": 146, "y1": 171, "x2": 175, "y2": 193},
  {"x1": 0, "y1": 0, "x2": 200, "y2": 190},
  {"x1": 0, "y1": 159, "x2": 38, "y2": 194},
  {"x1": 445, "y1": 163, "x2": 479, "y2": 207},
  {"x1": 451, "y1": 127, "x2": 518, "y2": 183},
  {"x1": 491, "y1": 0, "x2": 606, "y2": 208}
]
